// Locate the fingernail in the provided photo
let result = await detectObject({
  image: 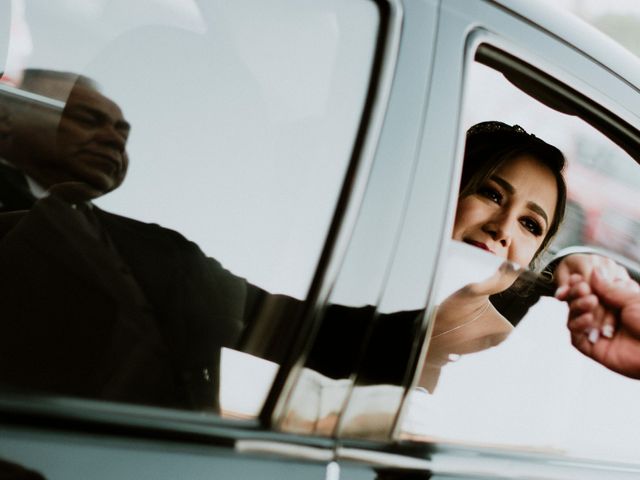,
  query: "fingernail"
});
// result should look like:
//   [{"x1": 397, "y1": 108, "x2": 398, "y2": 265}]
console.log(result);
[
  {"x1": 555, "y1": 285, "x2": 569, "y2": 298},
  {"x1": 588, "y1": 328, "x2": 600, "y2": 344},
  {"x1": 602, "y1": 325, "x2": 614, "y2": 338}
]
